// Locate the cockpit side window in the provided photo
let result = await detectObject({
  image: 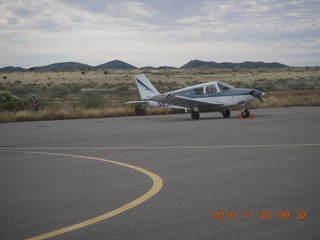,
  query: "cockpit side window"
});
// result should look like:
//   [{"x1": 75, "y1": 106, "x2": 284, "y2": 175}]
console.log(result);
[
  {"x1": 206, "y1": 85, "x2": 218, "y2": 94},
  {"x1": 194, "y1": 87, "x2": 204, "y2": 95},
  {"x1": 217, "y1": 83, "x2": 230, "y2": 92}
]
